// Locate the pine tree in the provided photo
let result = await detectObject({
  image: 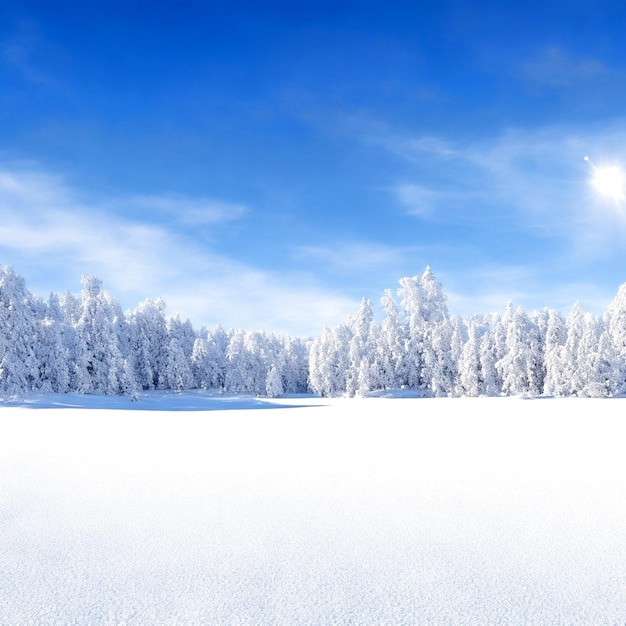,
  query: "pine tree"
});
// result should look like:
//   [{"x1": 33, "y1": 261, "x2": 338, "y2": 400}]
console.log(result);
[
  {"x1": 346, "y1": 298, "x2": 375, "y2": 396},
  {"x1": 458, "y1": 316, "x2": 484, "y2": 396},
  {"x1": 129, "y1": 298, "x2": 169, "y2": 390},
  {"x1": 377, "y1": 289, "x2": 405, "y2": 390},
  {"x1": 164, "y1": 336, "x2": 194, "y2": 391},
  {"x1": 607, "y1": 283, "x2": 626, "y2": 394},
  {"x1": 0, "y1": 267, "x2": 39, "y2": 397},
  {"x1": 265, "y1": 365, "x2": 284, "y2": 397},
  {"x1": 543, "y1": 309, "x2": 567, "y2": 396},
  {"x1": 74, "y1": 276, "x2": 138, "y2": 396}
]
